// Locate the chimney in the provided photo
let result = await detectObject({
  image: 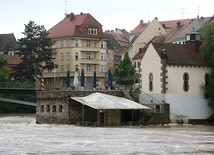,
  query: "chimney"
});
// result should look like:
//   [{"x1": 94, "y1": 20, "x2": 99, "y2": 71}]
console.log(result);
[
  {"x1": 140, "y1": 20, "x2": 144, "y2": 25},
  {"x1": 80, "y1": 12, "x2": 83, "y2": 15},
  {"x1": 69, "y1": 12, "x2": 74, "y2": 20},
  {"x1": 177, "y1": 22, "x2": 181, "y2": 28}
]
